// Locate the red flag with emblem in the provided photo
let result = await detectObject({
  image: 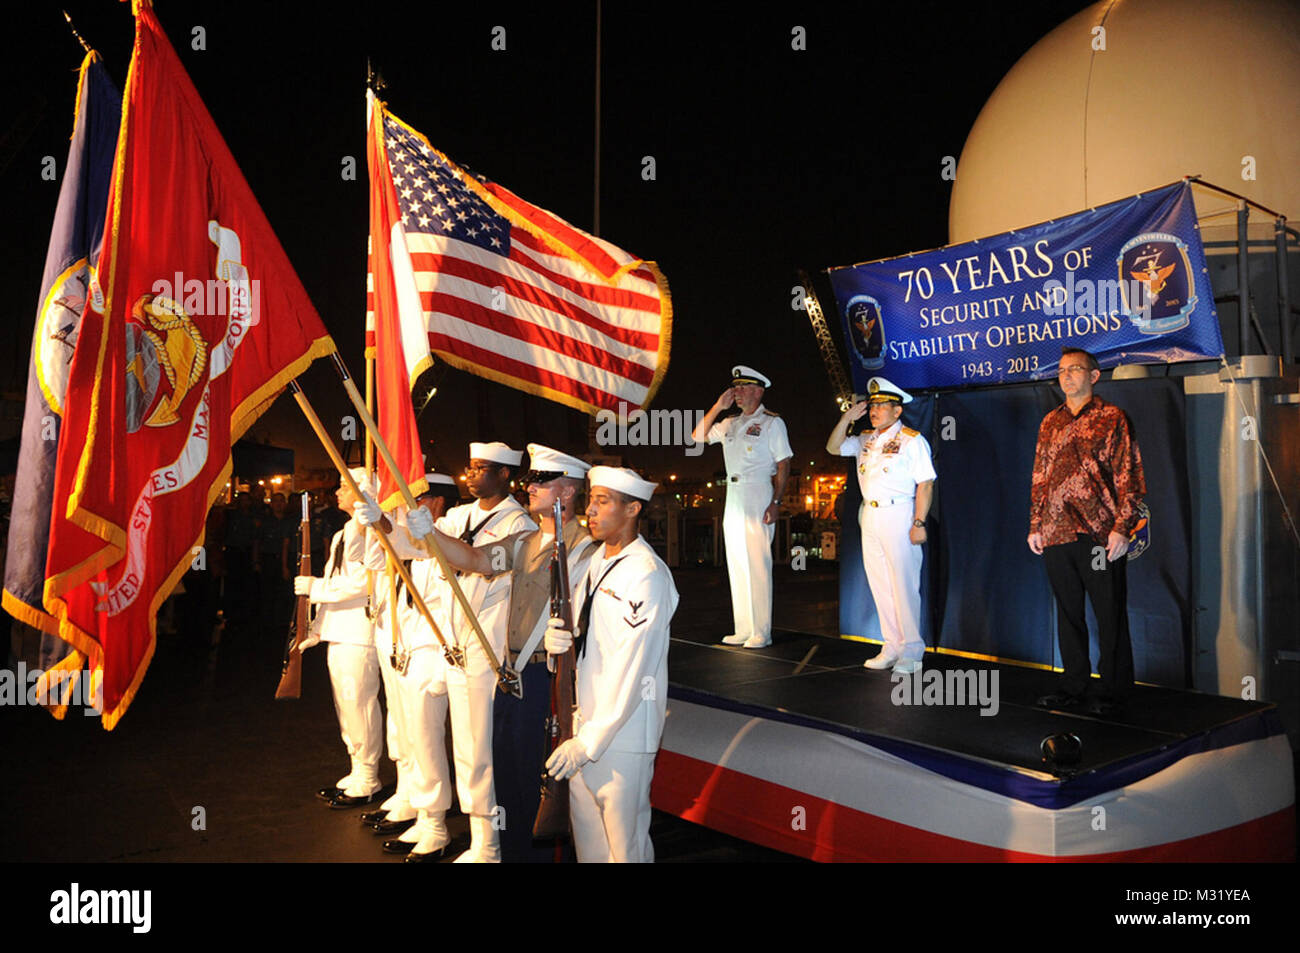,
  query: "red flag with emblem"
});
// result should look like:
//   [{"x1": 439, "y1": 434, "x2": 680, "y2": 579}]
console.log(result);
[{"x1": 42, "y1": 1, "x2": 334, "y2": 728}]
